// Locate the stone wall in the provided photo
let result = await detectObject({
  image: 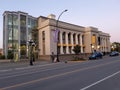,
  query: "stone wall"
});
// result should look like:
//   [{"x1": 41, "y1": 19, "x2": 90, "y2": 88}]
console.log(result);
[{"x1": 39, "y1": 53, "x2": 91, "y2": 61}]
